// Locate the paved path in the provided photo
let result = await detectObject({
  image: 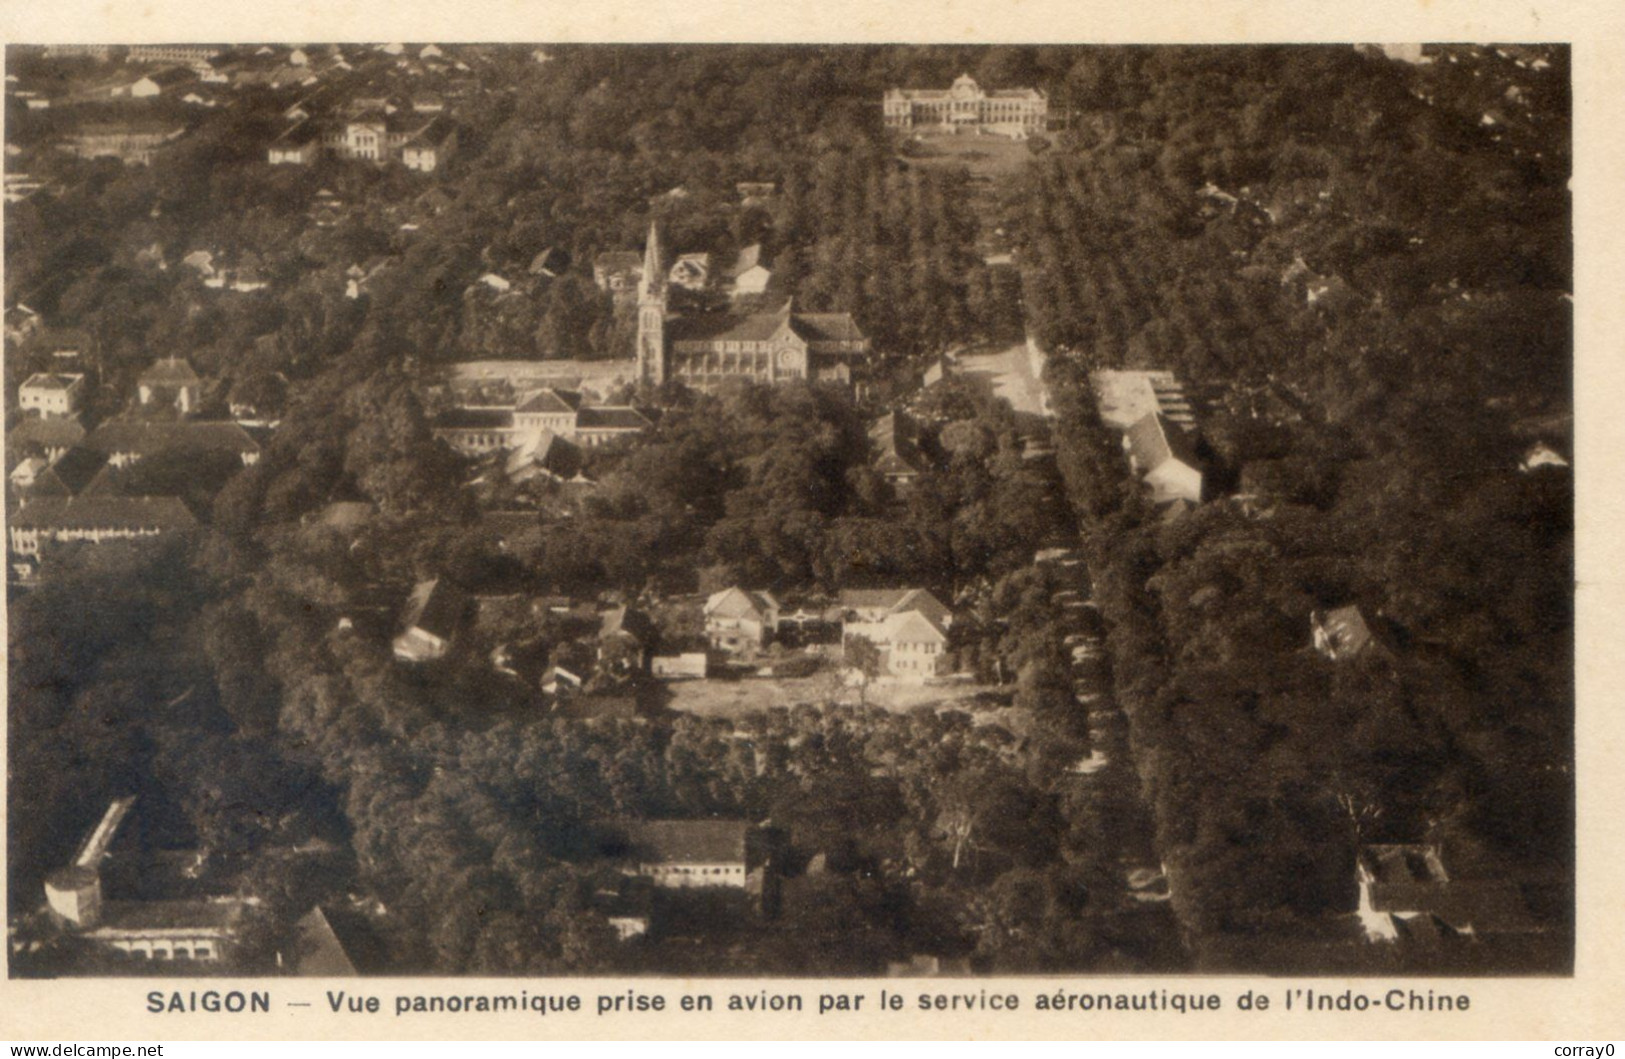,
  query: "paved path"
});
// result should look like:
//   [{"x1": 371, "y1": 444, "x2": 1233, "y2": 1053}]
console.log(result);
[{"x1": 954, "y1": 334, "x2": 1050, "y2": 417}]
